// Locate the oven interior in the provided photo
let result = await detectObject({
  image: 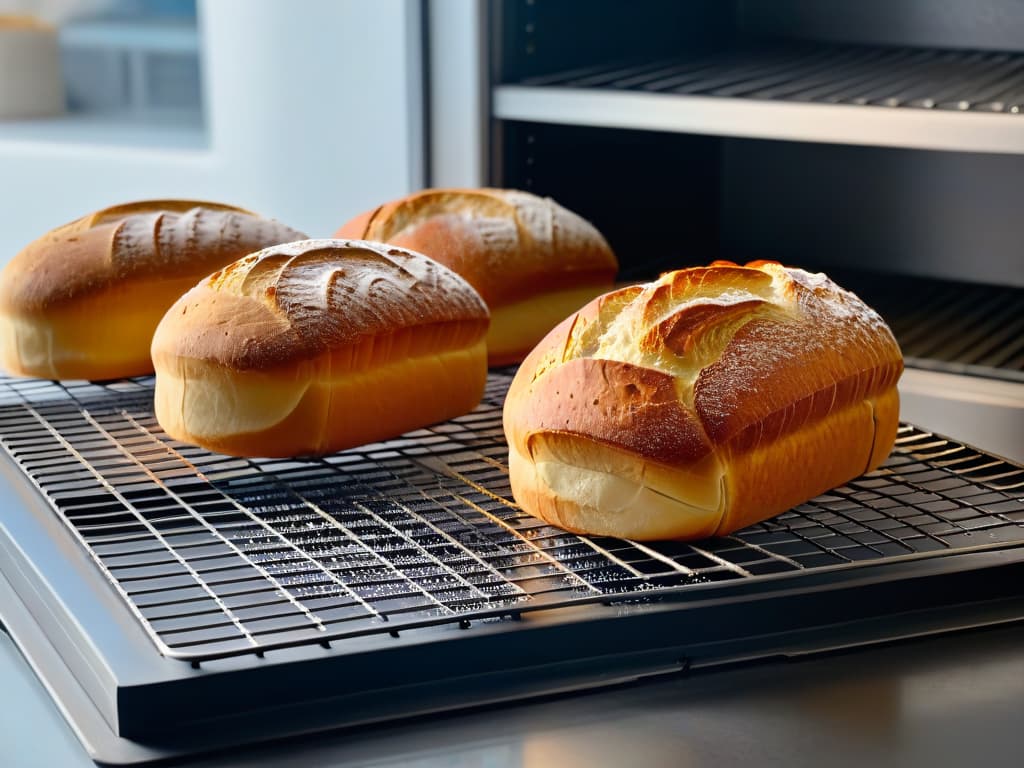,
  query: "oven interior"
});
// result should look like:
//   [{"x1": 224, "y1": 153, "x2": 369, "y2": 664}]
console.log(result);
[{"x1": 492, "y1": 0, "x2": 1024, "y2": 385}]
